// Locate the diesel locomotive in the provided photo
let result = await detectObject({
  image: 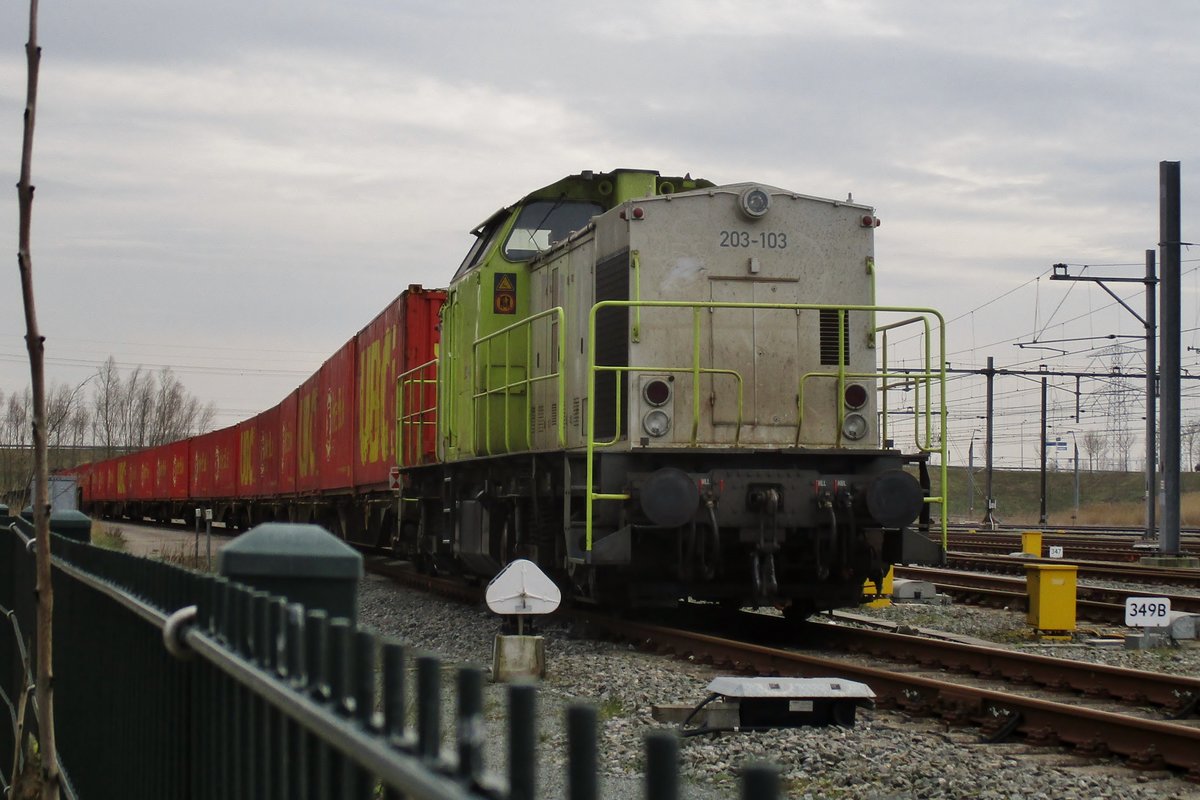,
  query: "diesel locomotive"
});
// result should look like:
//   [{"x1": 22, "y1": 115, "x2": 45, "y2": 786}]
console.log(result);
[
  {"x1": 395, "y1": 169, "x2": 946, "y2": 616},
  {"x1": 78, "y1": 168, "x2": 946, "y2": 618}
]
